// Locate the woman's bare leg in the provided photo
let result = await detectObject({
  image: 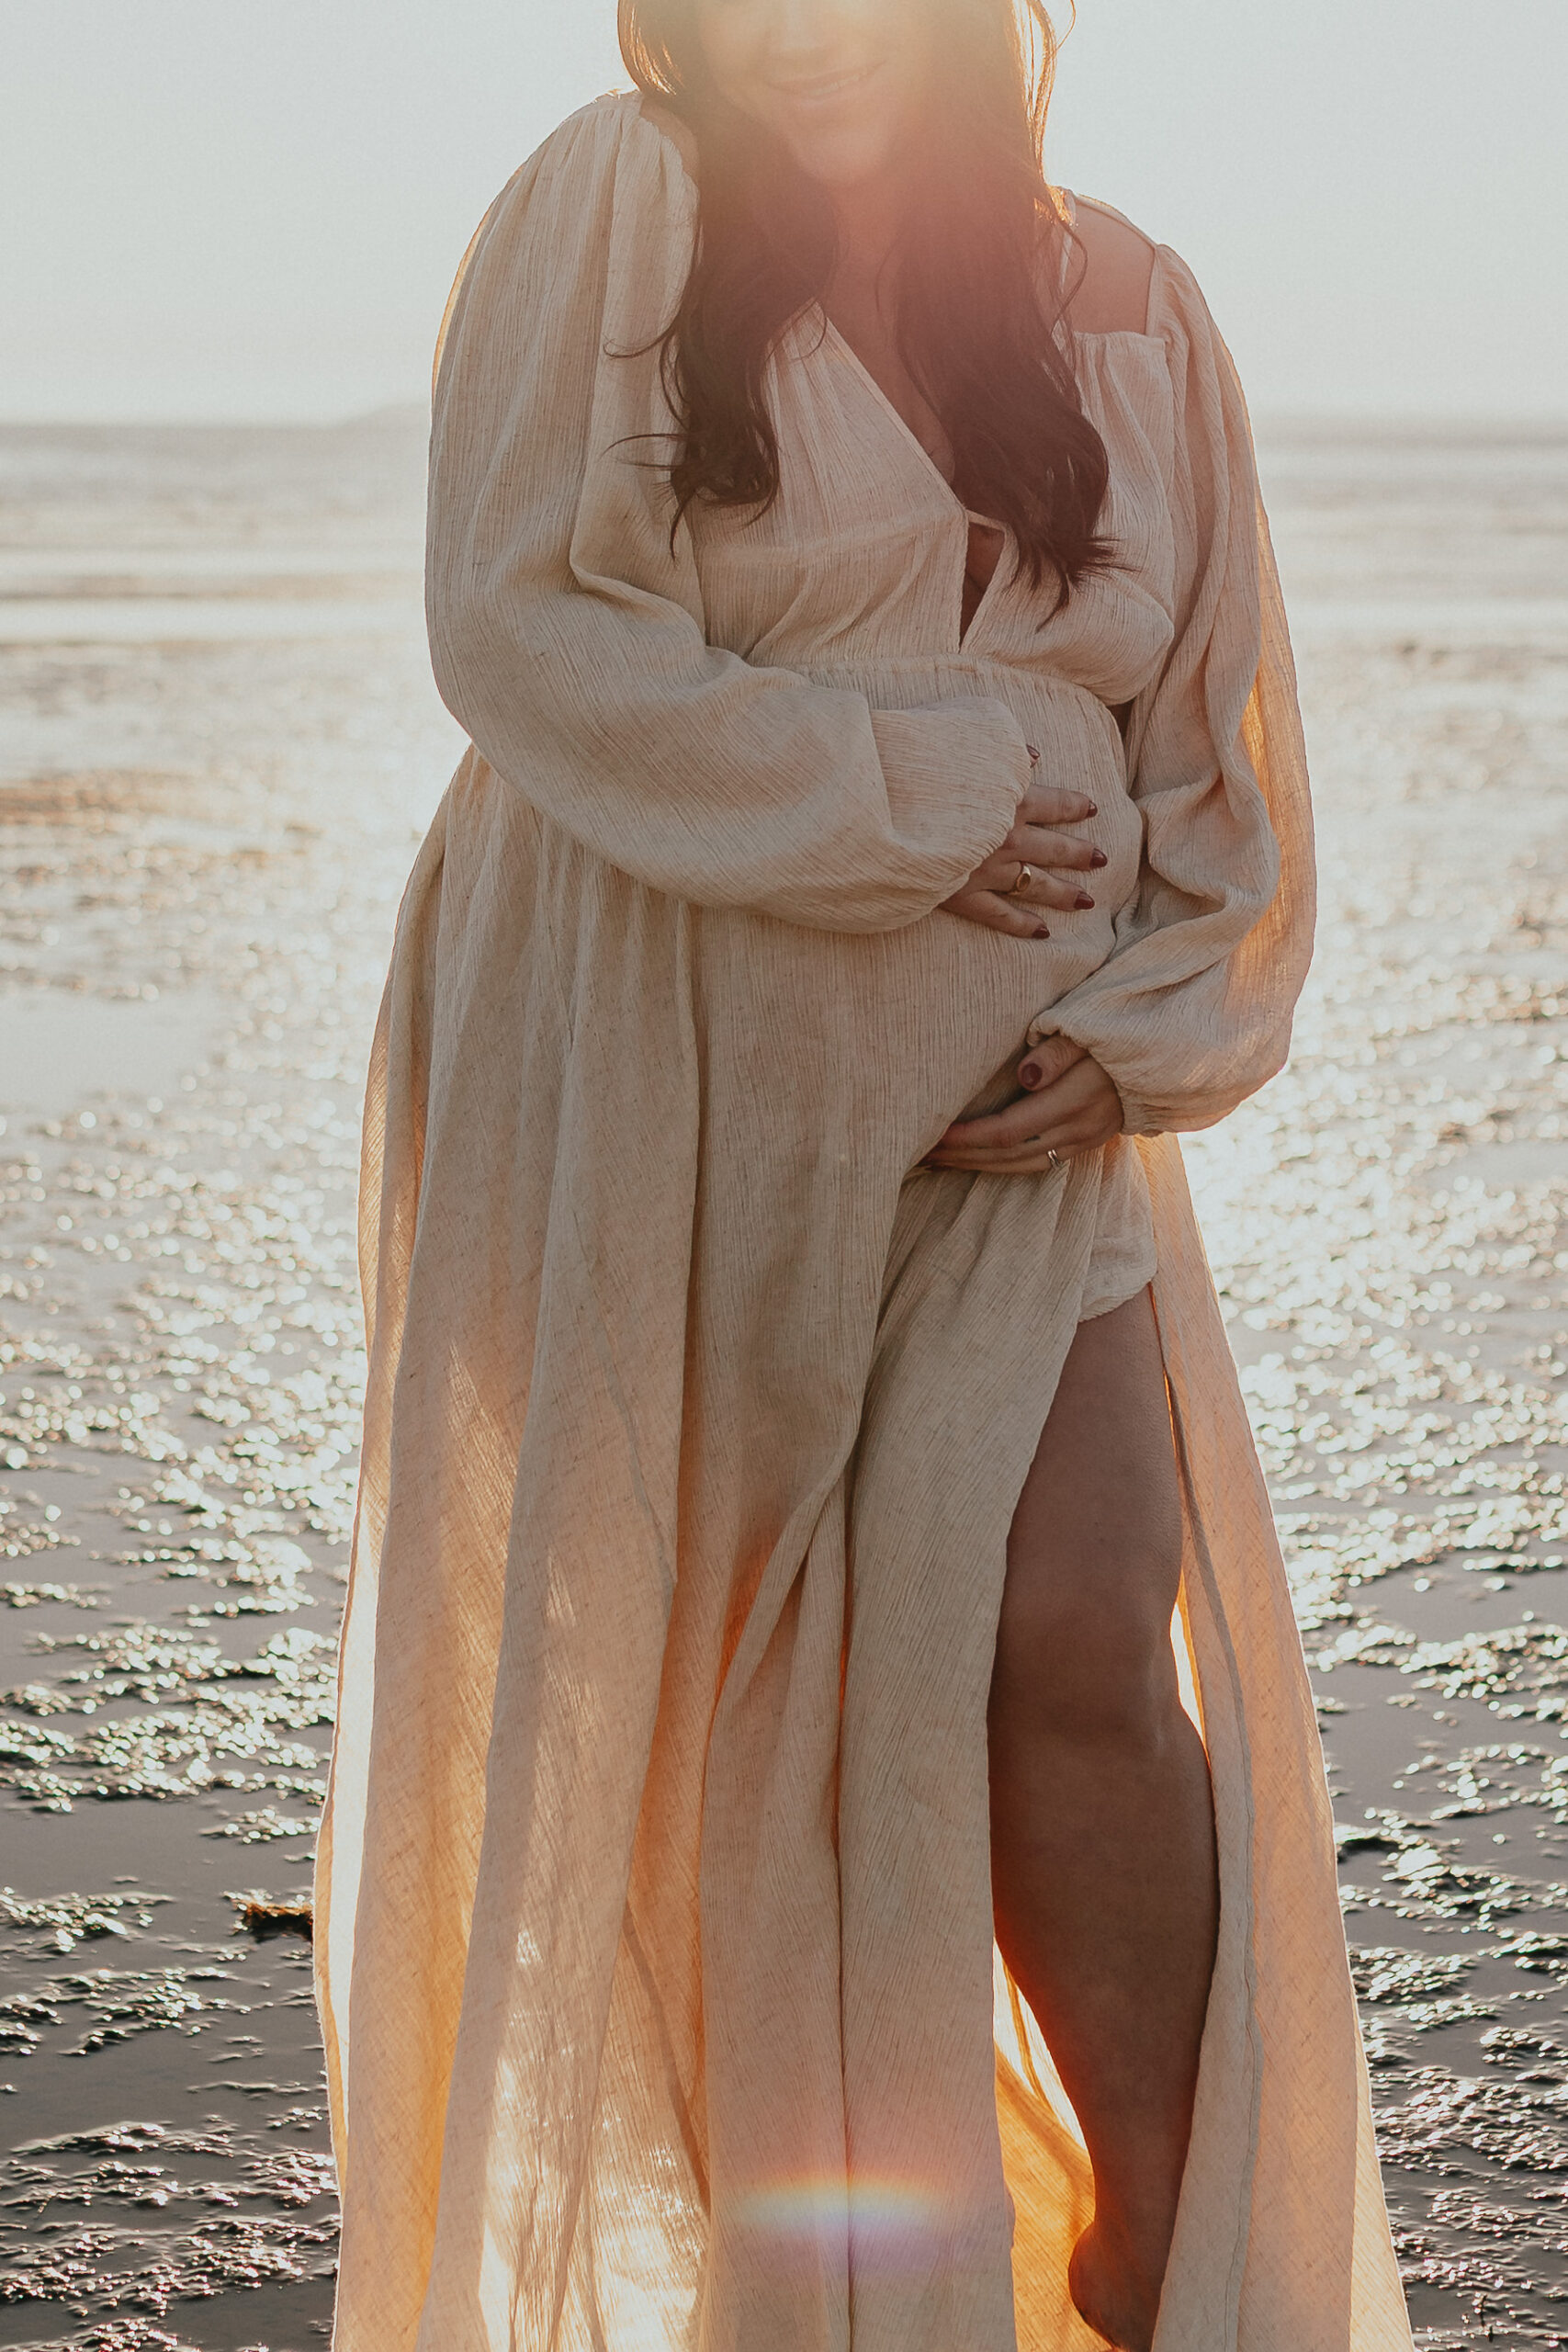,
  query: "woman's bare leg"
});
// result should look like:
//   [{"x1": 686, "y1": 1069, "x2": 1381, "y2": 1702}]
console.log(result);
[{"x1": 988, "y1": 1288, "x2": 1218, "y2": 2352}]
